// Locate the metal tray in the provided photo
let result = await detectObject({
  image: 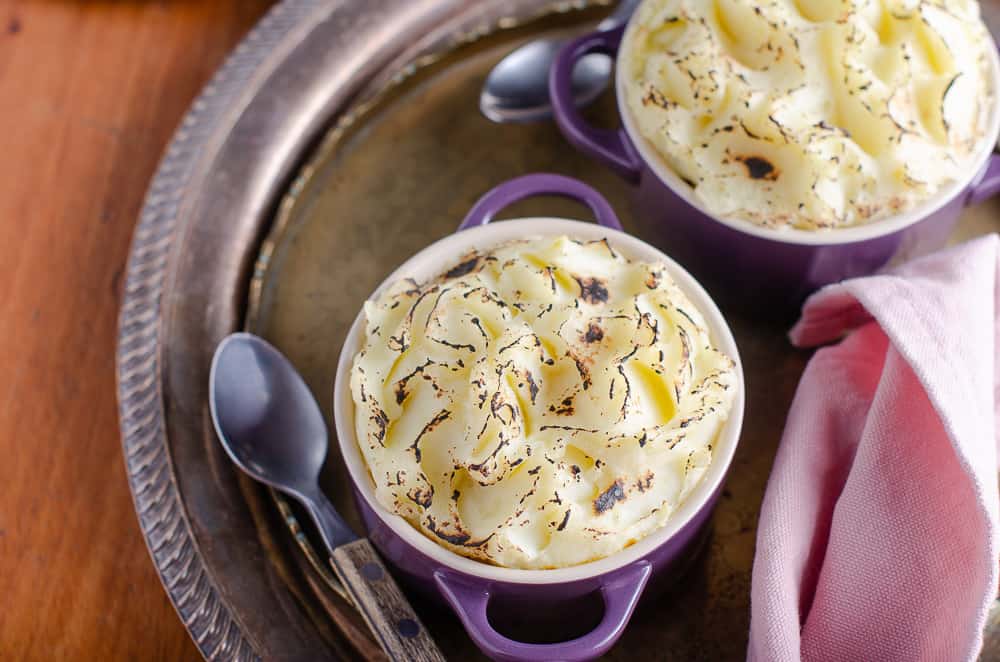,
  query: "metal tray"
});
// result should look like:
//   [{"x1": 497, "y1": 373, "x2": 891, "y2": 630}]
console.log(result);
[{"x1": 117, "y1": 0, "x2": 1000, "y2": 659}]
